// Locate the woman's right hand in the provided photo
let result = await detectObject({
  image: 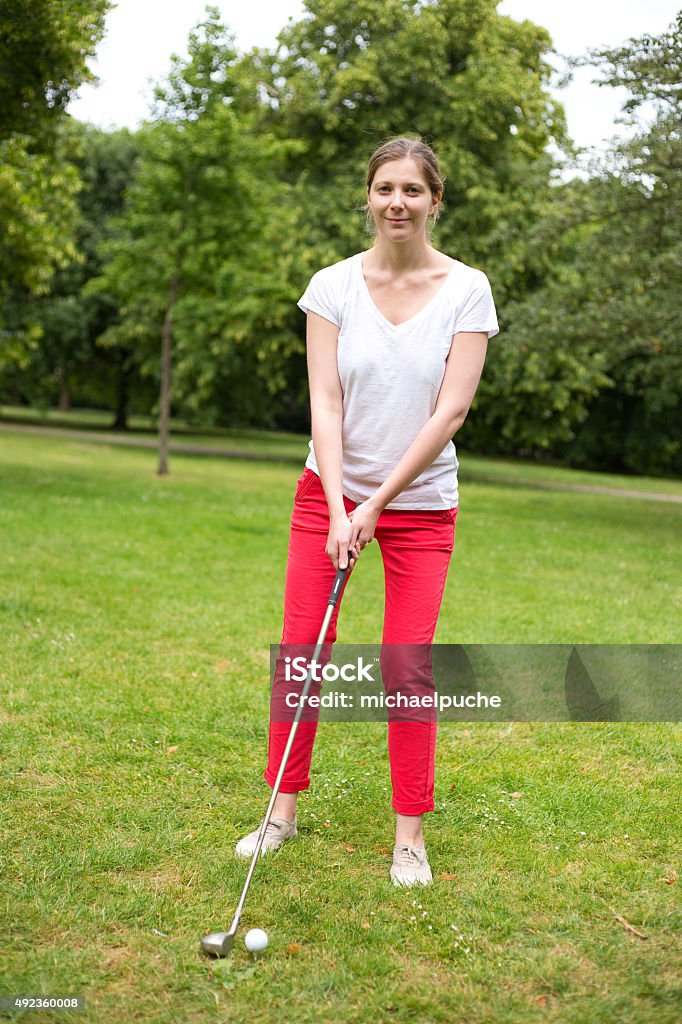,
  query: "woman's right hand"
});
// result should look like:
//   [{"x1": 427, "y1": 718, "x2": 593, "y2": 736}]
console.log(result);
[{"x1": 326, "y1": 512, "x2": 359, "y2": 571}]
